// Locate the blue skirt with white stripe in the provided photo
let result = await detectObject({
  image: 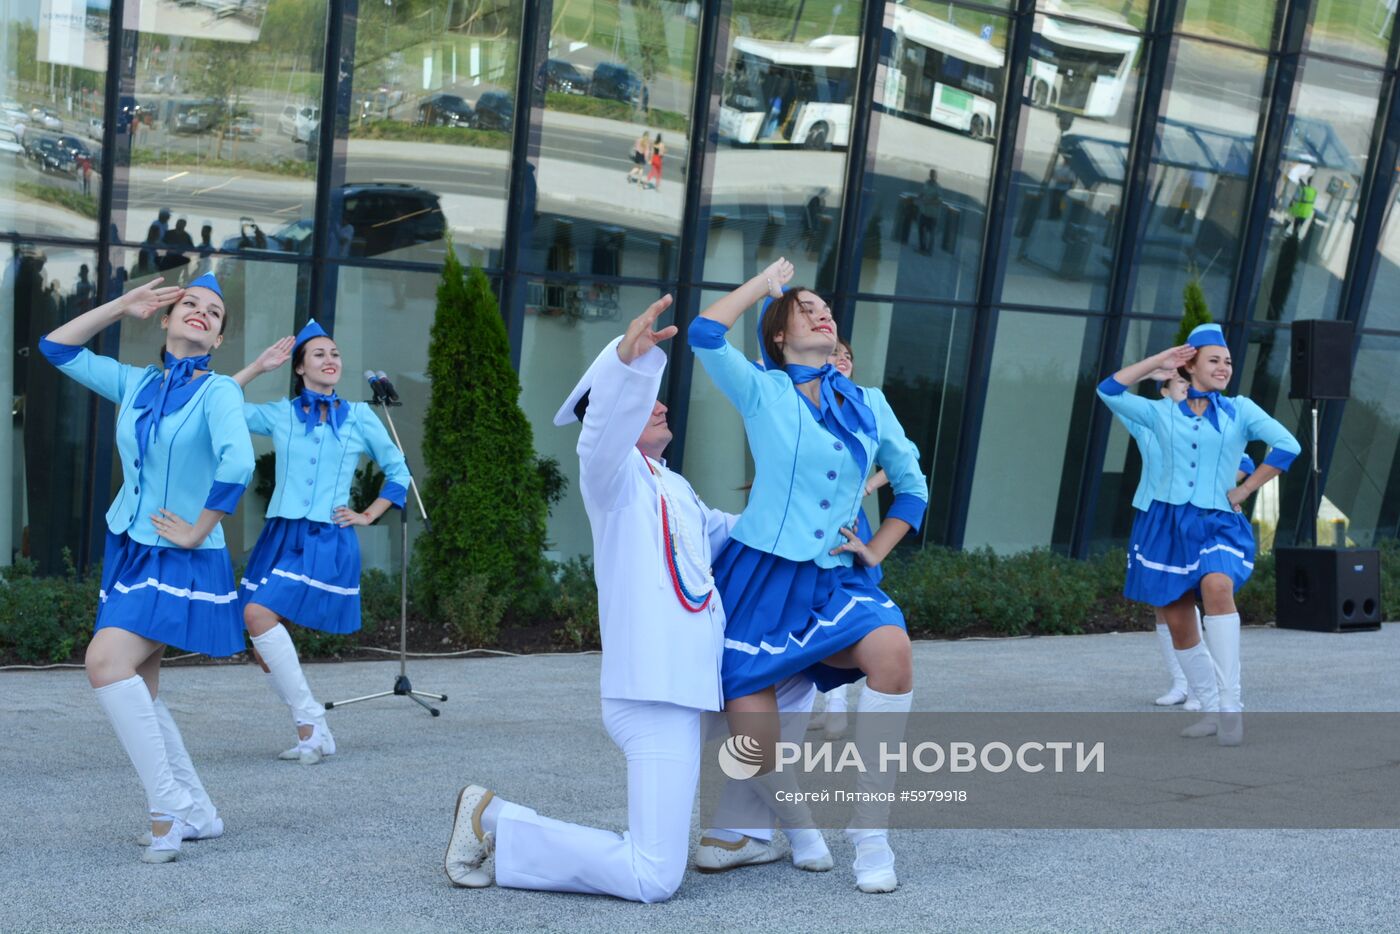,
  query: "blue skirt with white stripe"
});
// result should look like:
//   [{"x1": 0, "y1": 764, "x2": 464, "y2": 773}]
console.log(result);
[
  {"x1": 96, "y1": 532, "x2": 244, "y2": 657},
  {"x1": 716, "y1": 538, "x2": 903, "y2": 700},
  {"x1": 1125, "y1": 500, "x2": 1256, "y2": 607},
  {"x1": 239, "y1": 518, "x2": 362, "y2": 634}
]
